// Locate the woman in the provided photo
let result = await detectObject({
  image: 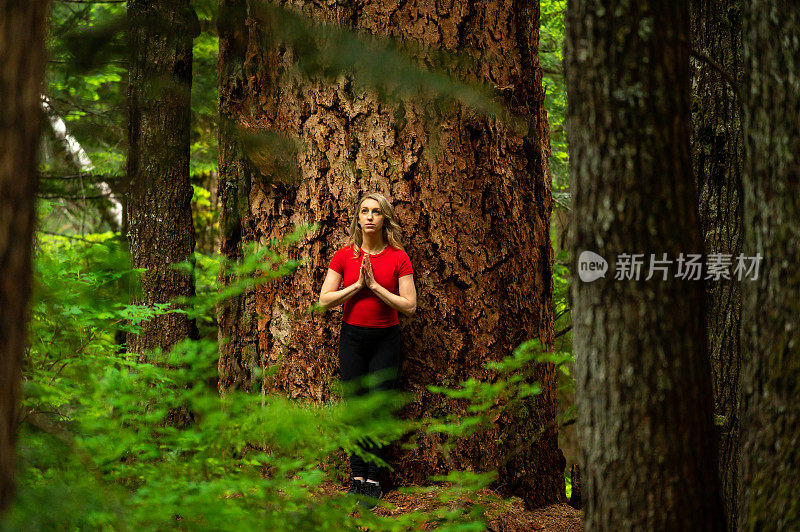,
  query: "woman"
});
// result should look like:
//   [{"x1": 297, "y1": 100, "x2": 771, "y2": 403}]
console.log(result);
[{"x1": 318, "y1": 192, "x2": 417, "y2": 508}]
